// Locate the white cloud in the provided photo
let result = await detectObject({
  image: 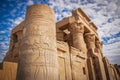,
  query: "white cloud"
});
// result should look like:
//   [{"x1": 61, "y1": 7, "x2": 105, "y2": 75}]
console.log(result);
[
  {"x1": 0, "y1": 42, "x2": 9, "y2": 49},
  {"x1": 107, "y1": 1, "x2": 117, "y2": 11},
  {"x1": 27, "y1": 0, "x2": 34, "y2": 6},
  {"x1": 0, "y1": 31, "x2": 6, "y2": 34},
  {"x1": 48, "y1": 0, "x2": 120, "y2": 65},
  {"x1": 0, "y1": 0, "x2": 120, "y2": 64},
  {"x1": 103, "y1": 41, "x2": 120, "y2": 64},
  {"x1": 13, "y1": 17, "x2": 24, "y2": 26}
]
